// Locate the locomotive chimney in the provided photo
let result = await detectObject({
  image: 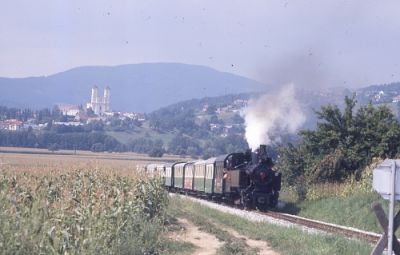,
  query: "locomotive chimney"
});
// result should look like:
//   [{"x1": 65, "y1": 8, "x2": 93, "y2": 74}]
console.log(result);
[
  {"x1": 259, "y1": 145, "x2": 267, "y2": 156},
  {"x1": 251, "y1": 144, "x2": 267, "y2": 164},
  {"x1": 258, "y1": 144, "x2": 268, "y2": 162},
  {"x1": 251, "y1": 151, "x2": 258, "y2": 164}
]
